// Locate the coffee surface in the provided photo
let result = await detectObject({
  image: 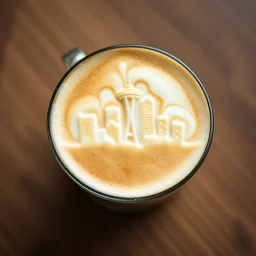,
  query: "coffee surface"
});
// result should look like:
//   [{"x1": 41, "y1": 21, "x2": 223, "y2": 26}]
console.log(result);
[{"x1": 50, "y1": 47, "x2": 211, "y2": 197}]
